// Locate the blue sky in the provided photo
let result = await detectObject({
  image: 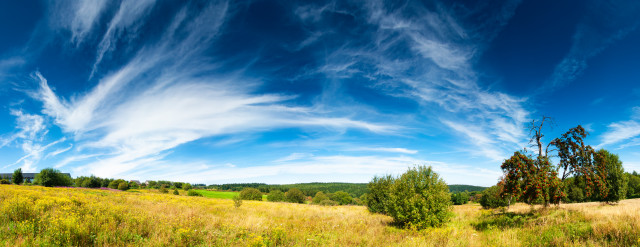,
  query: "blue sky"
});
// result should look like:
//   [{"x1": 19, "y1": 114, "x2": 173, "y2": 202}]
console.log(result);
[{"x1": 1, "y1": 0, "x2": 639, "y2": 186}]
